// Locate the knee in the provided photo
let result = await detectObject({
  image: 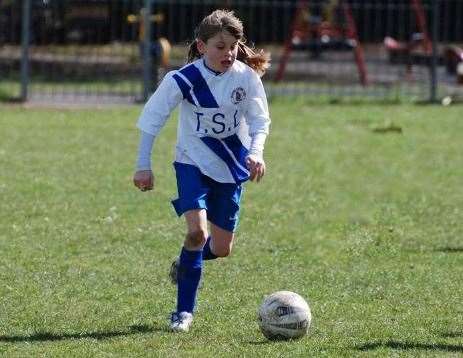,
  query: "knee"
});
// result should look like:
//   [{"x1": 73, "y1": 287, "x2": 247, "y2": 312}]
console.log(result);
[
  {"x1": 185, "y1": 229, "x2": 207, "y2": 248},
  {"x1": 213, "y1": 243, "x2": 233, "y2": 258},
  {"x1": 215, "y1": 248, "x2": 231, "y2": 257}
]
